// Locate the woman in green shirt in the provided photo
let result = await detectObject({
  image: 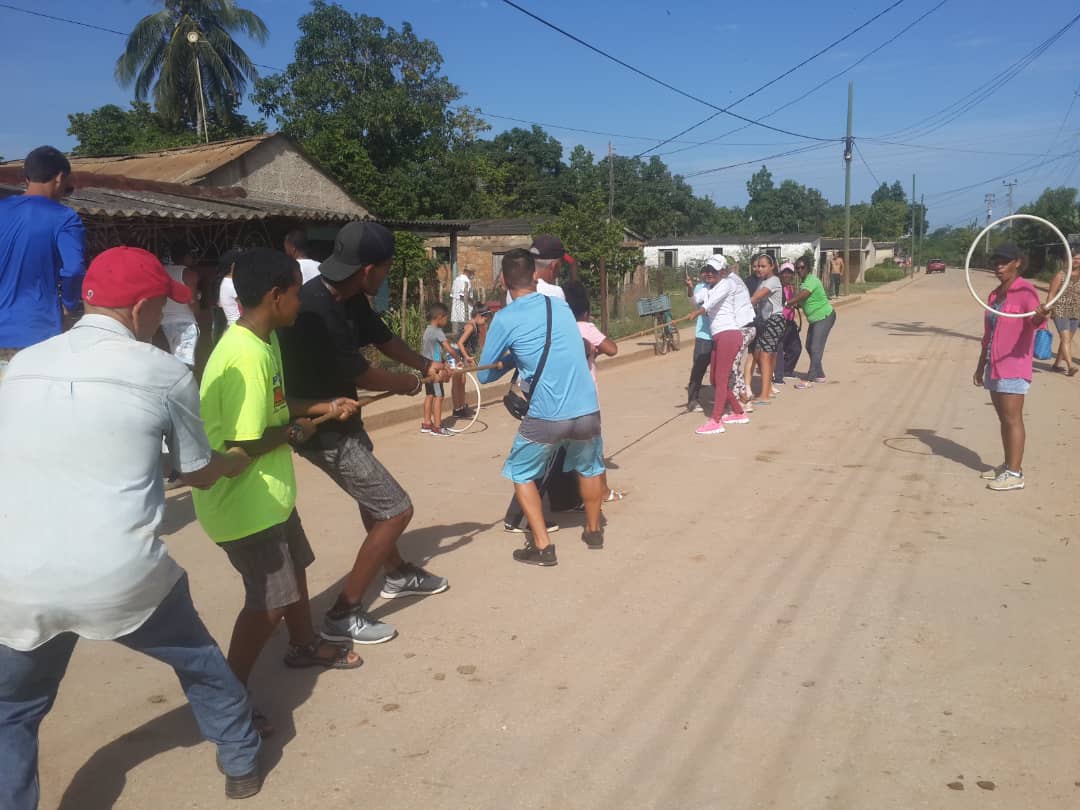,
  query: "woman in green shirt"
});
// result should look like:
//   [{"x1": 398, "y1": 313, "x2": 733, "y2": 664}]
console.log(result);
[{"x1": 786, "y1": 258, "x2": 836, "y2": 388}]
